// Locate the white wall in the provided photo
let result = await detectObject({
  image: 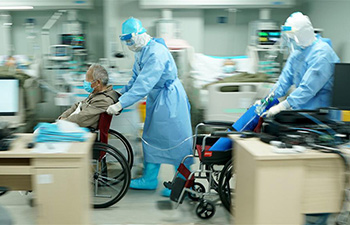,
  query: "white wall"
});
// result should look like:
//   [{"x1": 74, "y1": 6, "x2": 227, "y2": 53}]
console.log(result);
[
  {"x1": 10, "y1": 4, "x2": 104, "y2": 61},
  {"x1": 9, "y1": 0, "x2": 349, "y2": 65},
  {"x1": 103, "y1": 0, "x2": 204, "y2": 69},
  {"x1": 11, "y1": 10, "x2": 60, "y2": 57},
  {"x1": 0, "y1": 13, "x2": 12, "y2": 56},
  {"x1": 301, "y1": 0, "x2": 350, "y2": 62},
  {"x1": 203, "y1": 7, "x2": 299, "y2": 56}
]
